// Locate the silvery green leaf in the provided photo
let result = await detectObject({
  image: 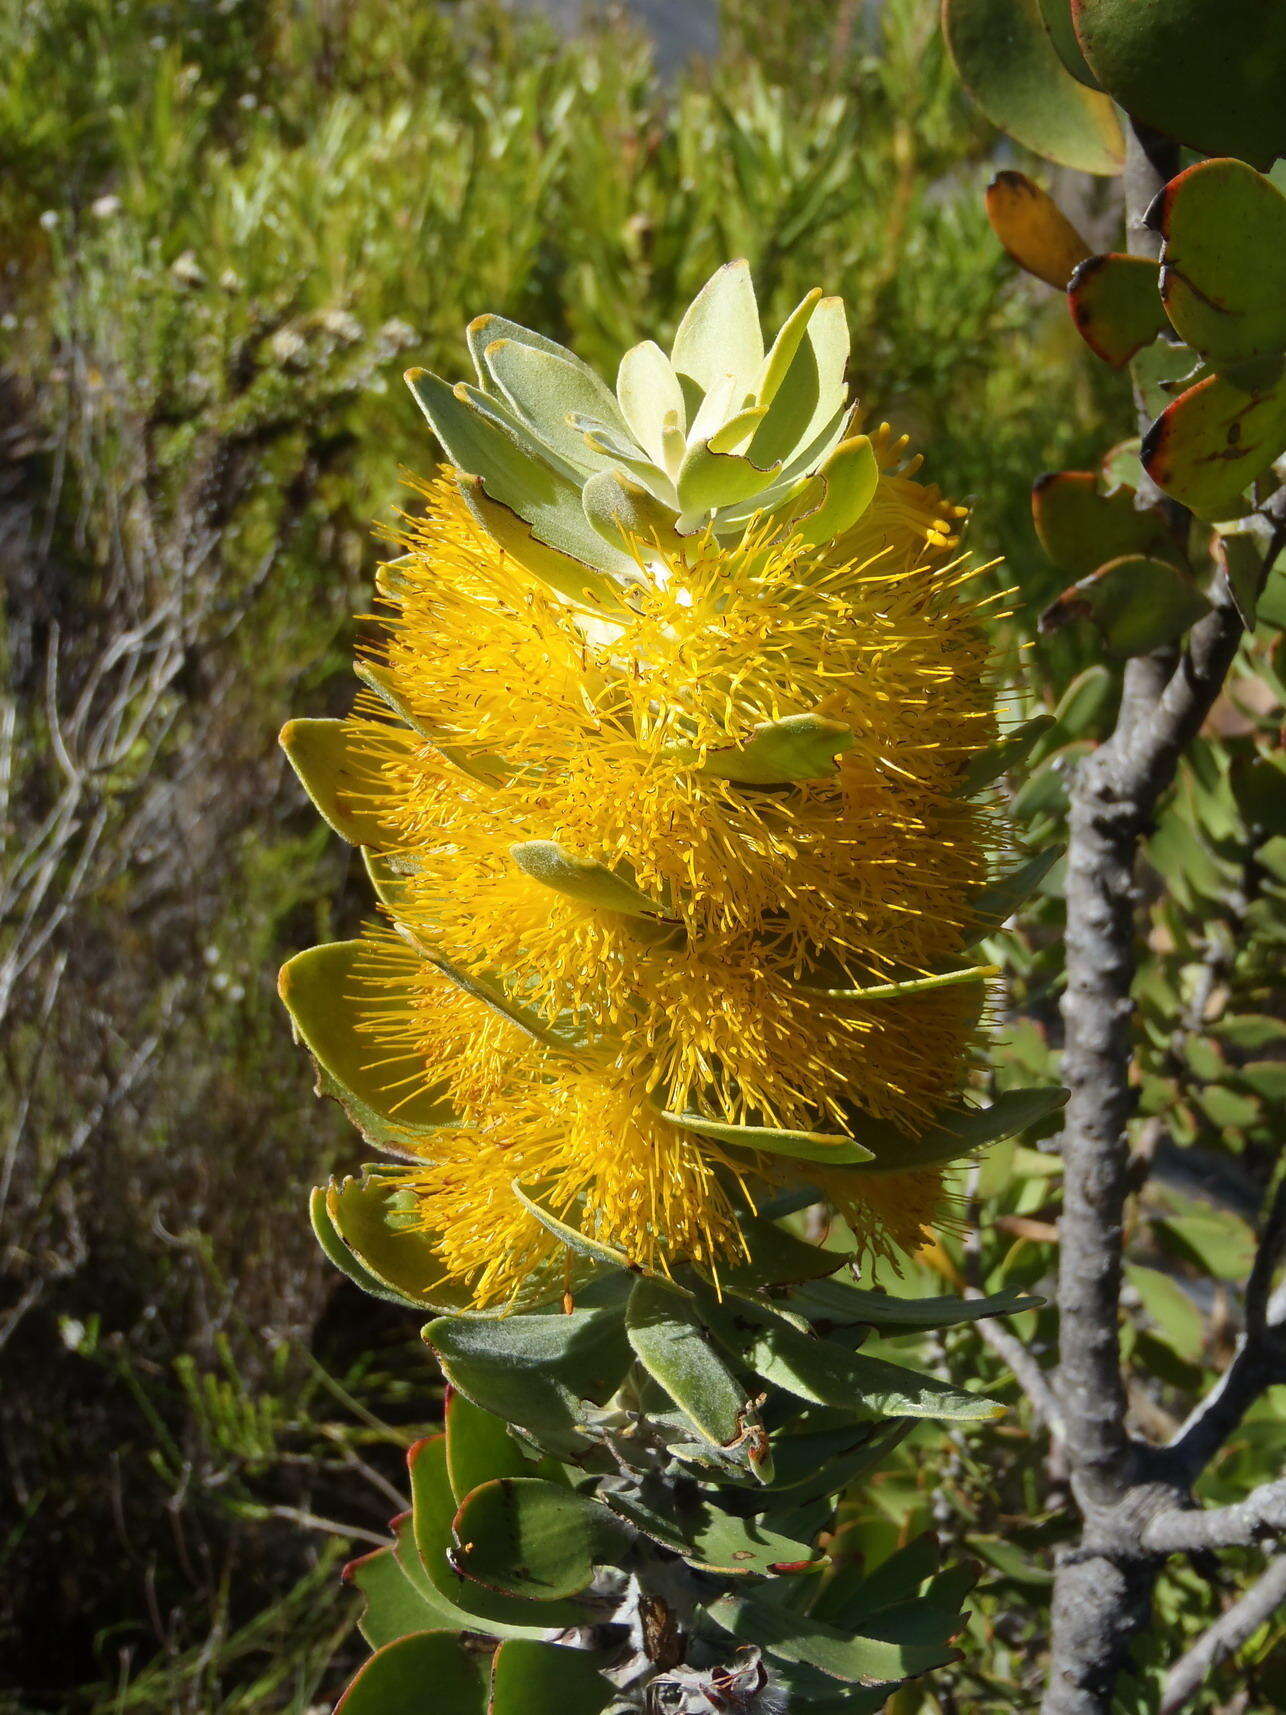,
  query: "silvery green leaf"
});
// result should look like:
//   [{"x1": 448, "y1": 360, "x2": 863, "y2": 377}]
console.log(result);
[
  {"x1": 686, "y1": 712, "x2": 855, "y2": 785},
  {"x1": 670, "y1": 259, "x2": 765, "y2": 401},
  {"x1": 405, "y1": 370, "x2": 637, "y2": 587},
  {"x1": 457, "y1": 476, "x2": 629, "y2": 609},
  {"x1": 570, "y1": 416, "x2": 678, "y2": 505},
  {"x1": 617, "y1": 338, "x2": 688, "y2": 468},
  {"x1": 485, "y1": 338, "x2": 633, "y2": 475},
  {"x1": 466, "y1": 311, "x2": 614, "y2": 402},
  {"x1": 581, "y1": 468, "x2": 687, "y2": 557}
]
